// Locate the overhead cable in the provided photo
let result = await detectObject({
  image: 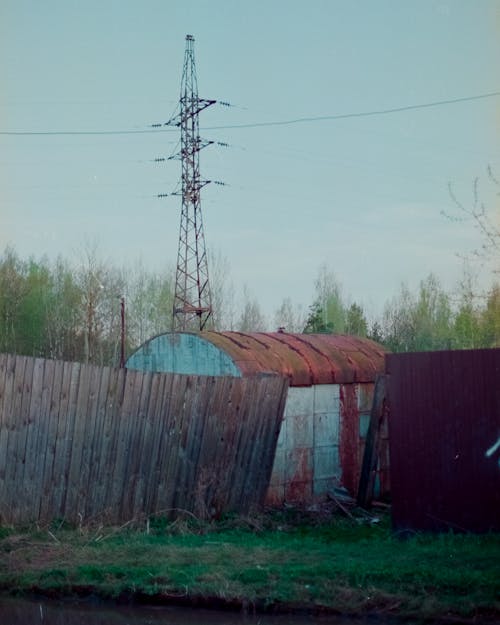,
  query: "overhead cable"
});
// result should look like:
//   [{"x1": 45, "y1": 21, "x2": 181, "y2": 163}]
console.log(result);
[{"x1": 0, "y1": 91, "x2": 498, "y2": 136}]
